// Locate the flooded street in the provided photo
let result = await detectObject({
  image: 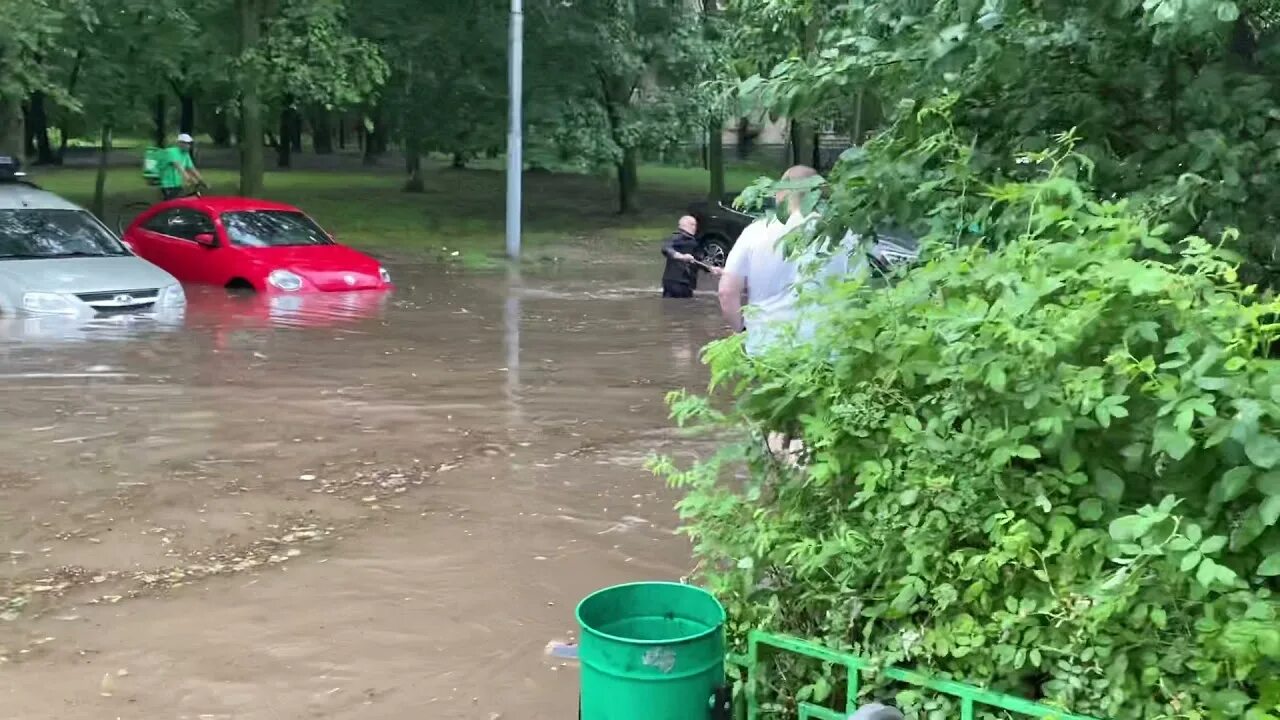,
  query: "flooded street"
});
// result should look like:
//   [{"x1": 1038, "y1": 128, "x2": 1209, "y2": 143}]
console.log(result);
[{"x1": 0, "y1": 259, "x2": 724, "y2": 719}]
